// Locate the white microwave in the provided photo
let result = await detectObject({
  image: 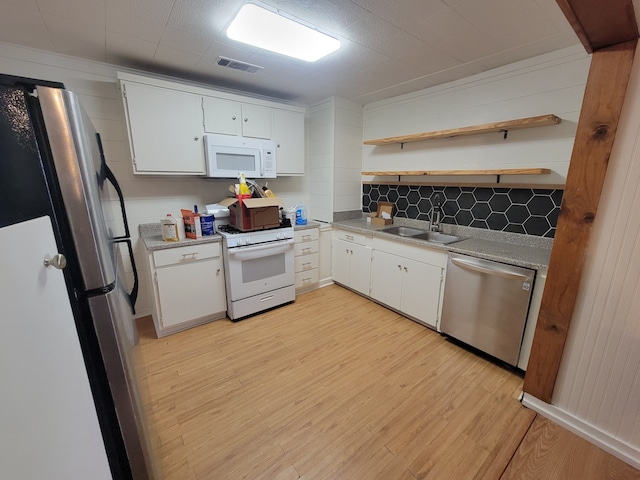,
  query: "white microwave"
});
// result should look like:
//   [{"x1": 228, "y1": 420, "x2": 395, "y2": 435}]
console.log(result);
[{"x1": 204, "y1": 134, "x2": 277, "y2": 178}]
